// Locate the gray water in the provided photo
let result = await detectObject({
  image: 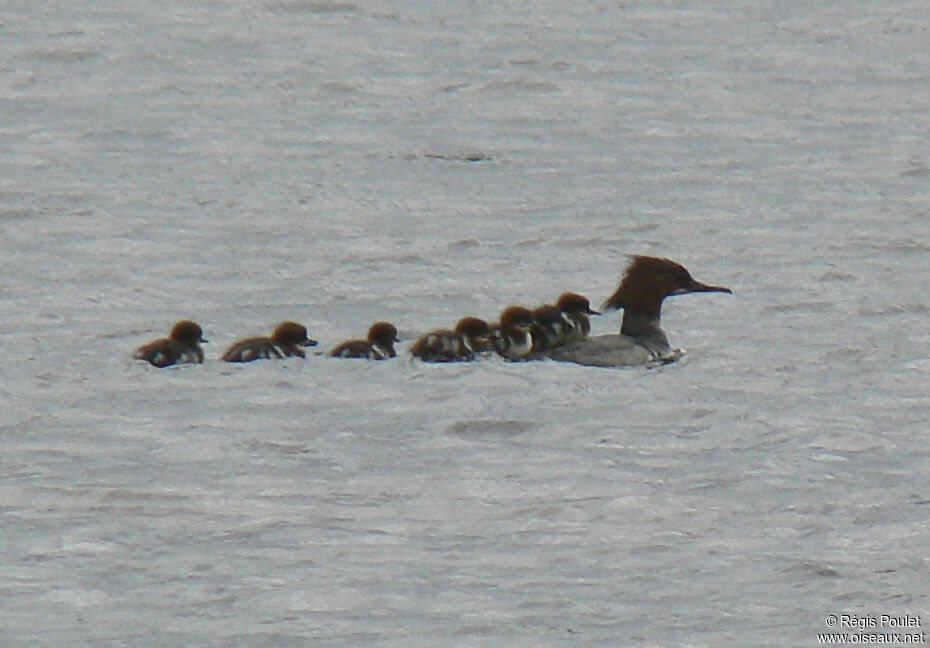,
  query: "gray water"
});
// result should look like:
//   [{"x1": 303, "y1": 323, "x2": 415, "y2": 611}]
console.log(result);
[{"x1": 2, "y1": 1, "x2": 928, "y2": 646}]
